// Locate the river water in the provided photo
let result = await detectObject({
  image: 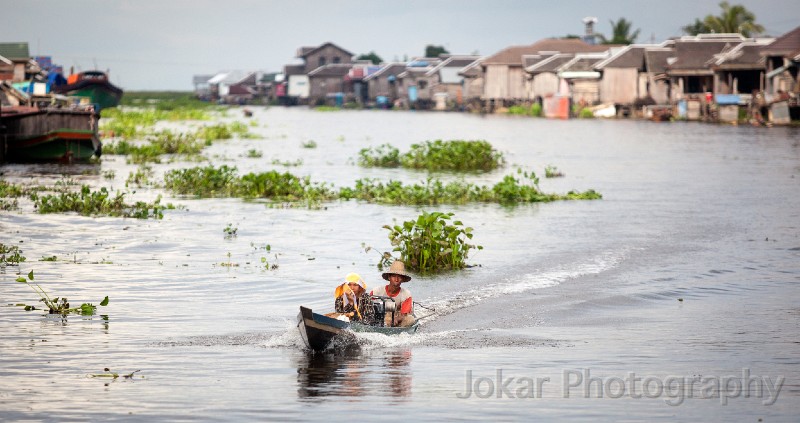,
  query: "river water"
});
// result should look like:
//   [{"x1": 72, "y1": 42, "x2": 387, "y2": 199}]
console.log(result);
[{"x1": 1, "y1": 107, "x2": 799, "y2": 421}]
